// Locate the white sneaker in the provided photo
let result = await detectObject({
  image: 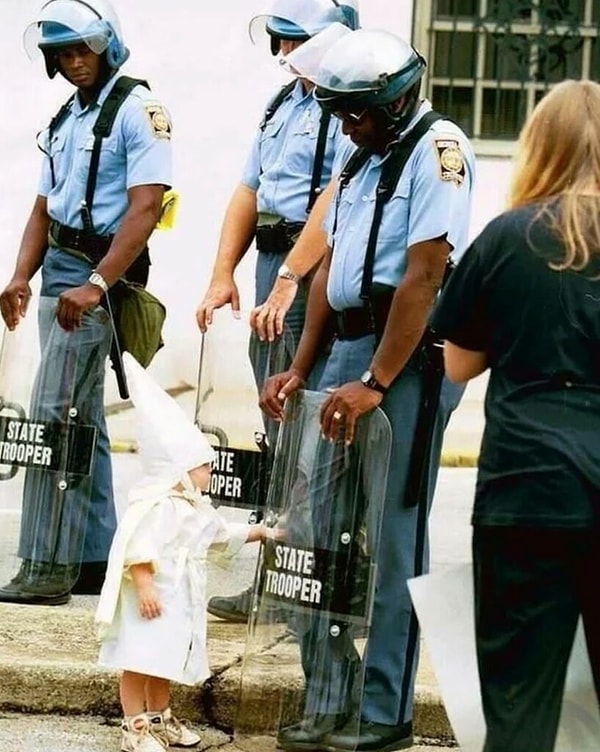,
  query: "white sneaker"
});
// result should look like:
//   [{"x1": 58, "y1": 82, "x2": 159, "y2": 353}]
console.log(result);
[
  {"x1": 149, "y1": 708, "x2": 201, "y2": 748},
  {"x1": 121, "y1": 714, "x2": 167, "y2": 752}
]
